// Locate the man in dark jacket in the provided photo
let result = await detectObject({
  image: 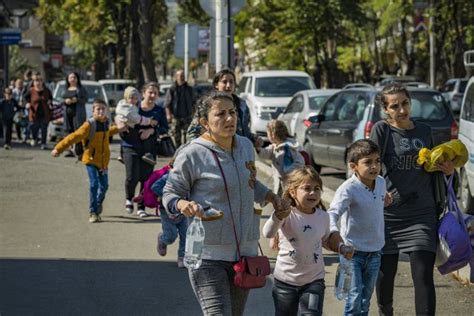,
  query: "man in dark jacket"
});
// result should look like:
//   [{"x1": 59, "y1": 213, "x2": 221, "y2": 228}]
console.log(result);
[{"x1": 165, "y1": 69, "x2": 194, "y2": 147}]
